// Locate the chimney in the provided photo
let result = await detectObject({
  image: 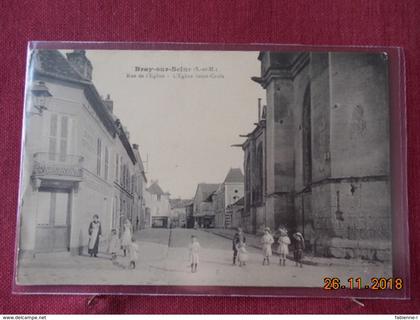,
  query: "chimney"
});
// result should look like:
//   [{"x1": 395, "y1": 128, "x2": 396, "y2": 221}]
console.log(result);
[
  {"x1": 103, "y1": 94, "x2": 113, "y2": 113},
  {"x1": 66, "y1": 50, "x2": 93, "y2": 80},
  {"x1": 258, "y1": 98, "x2": 262, "y2": 122}
]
